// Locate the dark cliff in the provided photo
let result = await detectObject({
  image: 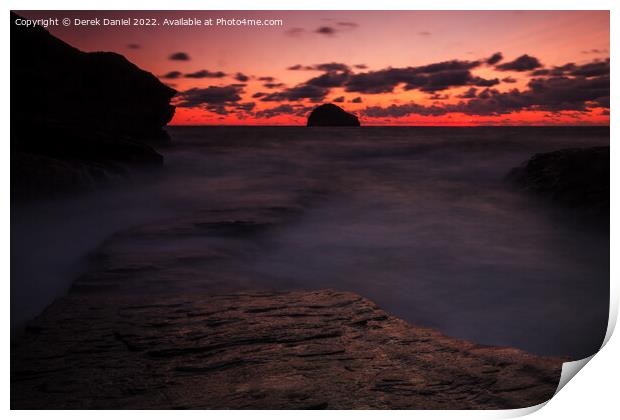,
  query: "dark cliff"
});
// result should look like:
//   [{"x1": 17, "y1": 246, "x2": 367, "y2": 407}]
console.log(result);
[{"x1": 11, "y1": 13, "x2": 177, "y2": 200}]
